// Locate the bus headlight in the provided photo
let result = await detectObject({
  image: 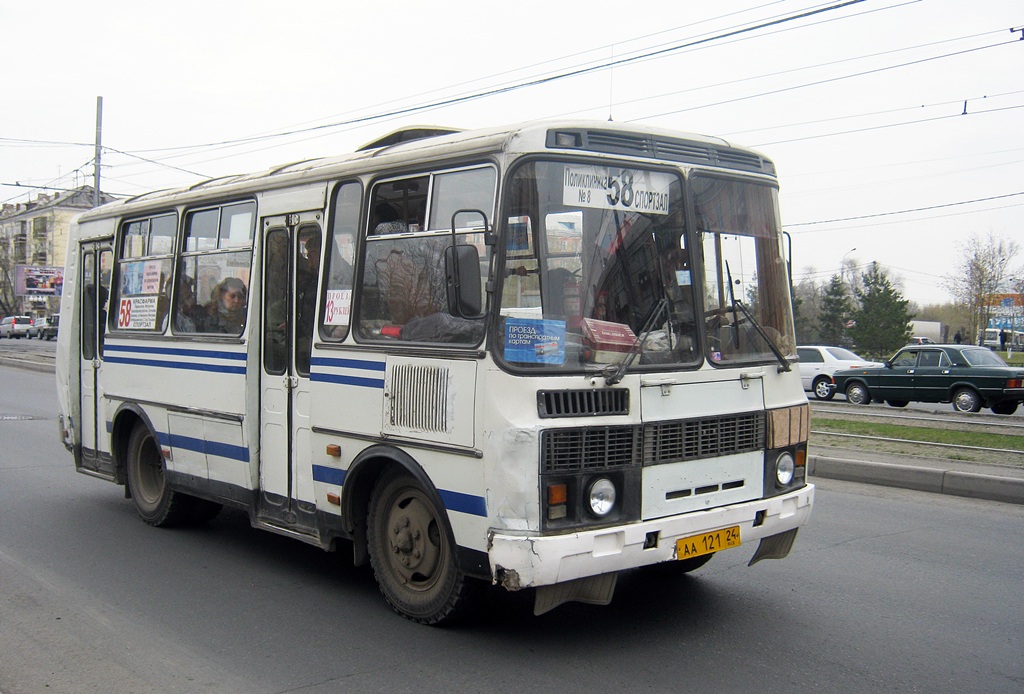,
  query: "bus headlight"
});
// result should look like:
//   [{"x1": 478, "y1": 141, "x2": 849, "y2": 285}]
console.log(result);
[
  {"x1": 586, "y1": 478, "x2": 617, "y2": 517},
  {"x1": 775, "y1": 452, "x2": 796, "y2": 486}
]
